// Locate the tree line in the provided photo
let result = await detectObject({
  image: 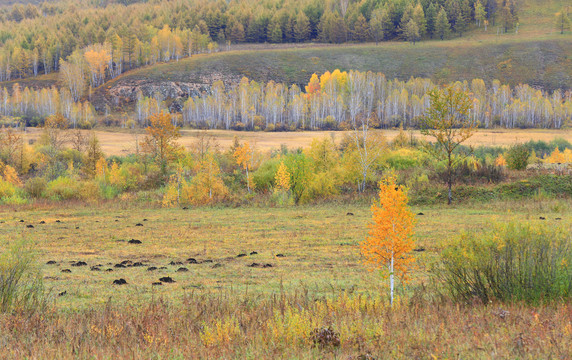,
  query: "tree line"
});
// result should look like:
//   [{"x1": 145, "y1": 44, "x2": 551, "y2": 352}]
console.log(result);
[
  {"x1": 169, "y1": 70, "x2": 570, "y2": 129},
  {"x1": 0, "y1": 0, "x2": 521, "y2": 82},
  {"x1": 1, "y1": 69, "x2": 570, "y2": 130}
]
